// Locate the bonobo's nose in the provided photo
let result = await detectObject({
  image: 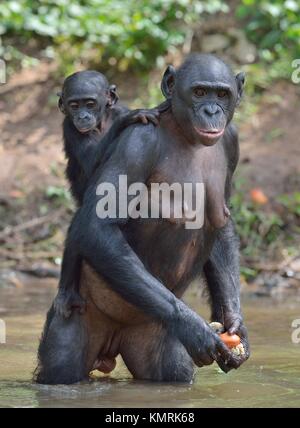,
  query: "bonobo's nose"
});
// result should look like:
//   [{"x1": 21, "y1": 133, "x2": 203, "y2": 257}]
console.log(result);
[
  {"x1": 79, "y1": 111, "x2": 89, "y2": 120},
  {"x1": 203, "y1": 104, "x2": 220, "y2": 116}
]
